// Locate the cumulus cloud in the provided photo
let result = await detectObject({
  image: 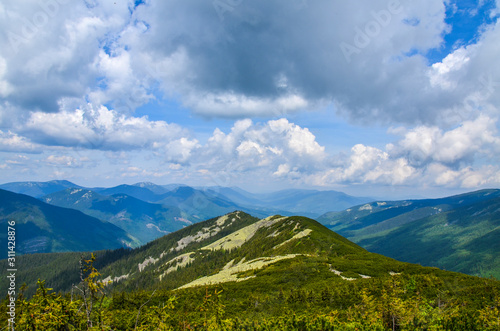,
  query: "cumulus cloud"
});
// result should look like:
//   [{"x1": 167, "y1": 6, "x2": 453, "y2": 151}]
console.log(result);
[
  {"x1": 309, "y1": 115, "x2": 500, "y2": 188},
  {"x1": 0, "y1": 0, "x2": 498, "y2": 127},
  {"x1": 2, "y1": 113, "x2": 500, "y2": 190},
  {"x1": 388, "y1": 115, "x2": 500, "y2": 167},
  {"x1": 44, "y1": 154, "x2": 91, "y2": 168},
  {"x1": 424, "y1": 164, "x2": 500, "y2": 188},
  {"x1": 194, "y1": 118, "x2": 326, "y2": 177},
  {"x1": 1, "y1": 1, "x2": 121, "y2": 112},
  {"x1": 127, "y1": 0, "x2": 449, "y2": 121},
  {"x1": 21, "y1": 103, "x2": 198, "y2": 160},
  {"x1": 0, "y1": 130, "x2": 39, "y2": 153},
  {"x1": 1, "y1": 1, "x2": 500, "y2": 192},
  {"x1": 308, "y1": 144, "x2": 417, "y2": 187}
]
